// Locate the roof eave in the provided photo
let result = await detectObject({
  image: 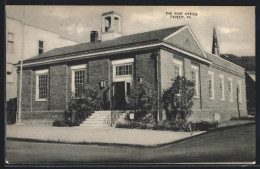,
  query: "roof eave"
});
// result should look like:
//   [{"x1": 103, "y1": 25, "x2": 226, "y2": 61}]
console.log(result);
[{"x1": 16, "y1": 41, "x2": 163, "y2": 68}]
